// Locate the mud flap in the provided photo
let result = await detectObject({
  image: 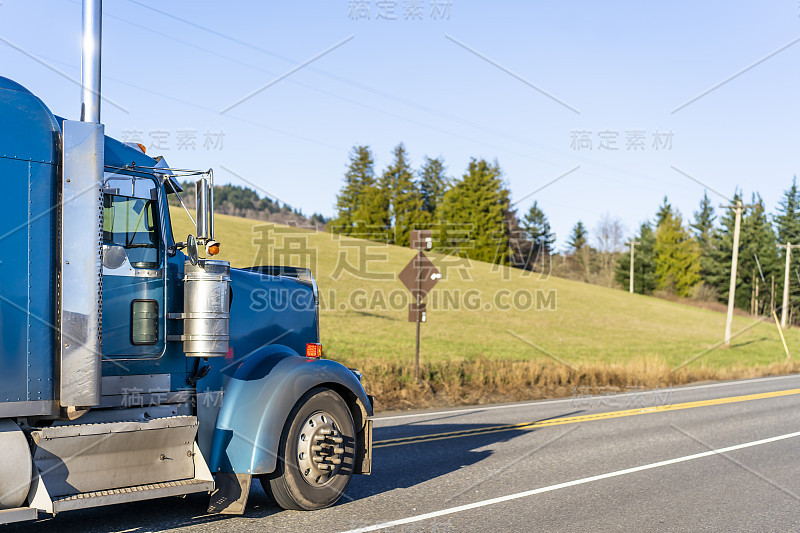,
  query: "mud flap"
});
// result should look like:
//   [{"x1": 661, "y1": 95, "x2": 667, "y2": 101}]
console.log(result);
[
  {"x1": 207, "y1": 473, "x2": 251, "y2": 515},
  {"x1": 355, "y1": 418, "x2": 373, "y2": 475}
]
